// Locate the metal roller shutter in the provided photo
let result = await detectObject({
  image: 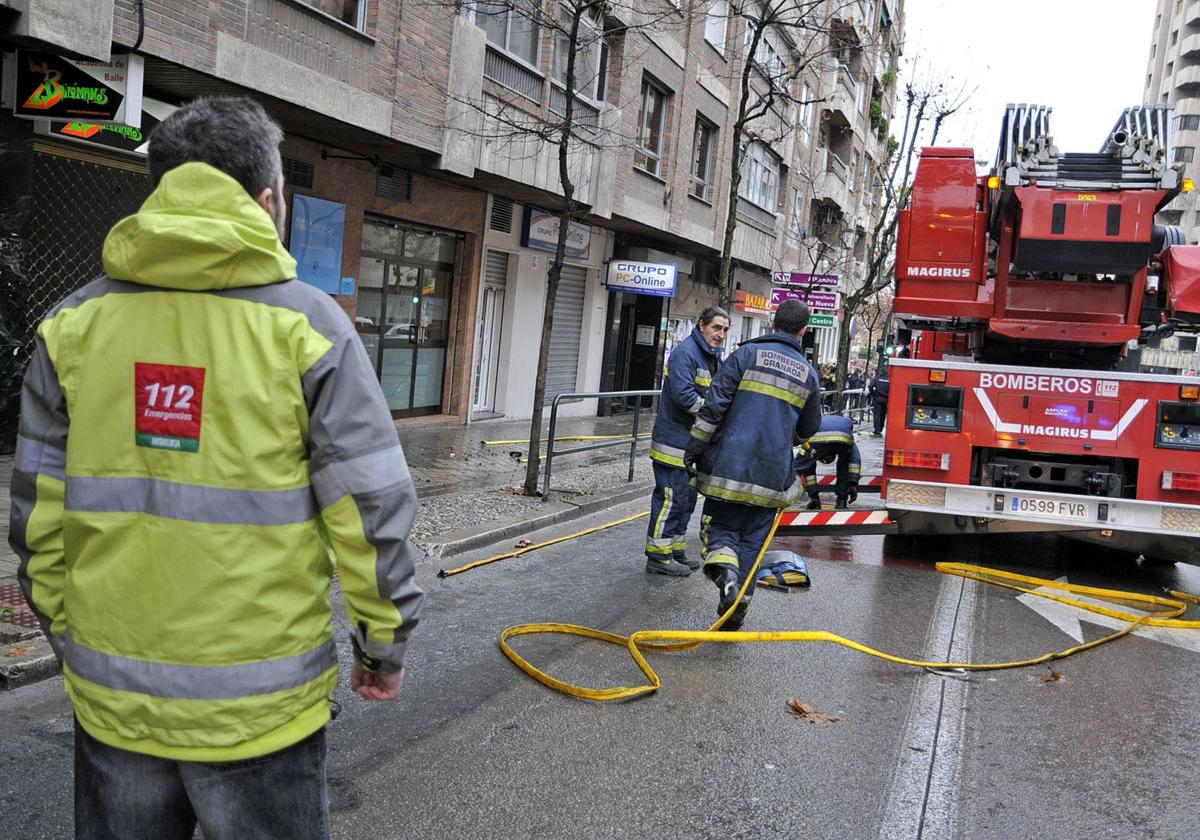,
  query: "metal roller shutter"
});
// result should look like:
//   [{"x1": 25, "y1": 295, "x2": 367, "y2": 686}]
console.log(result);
[{"x1": 544, "y1": 264, "x2": 587, "y2": 403}]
